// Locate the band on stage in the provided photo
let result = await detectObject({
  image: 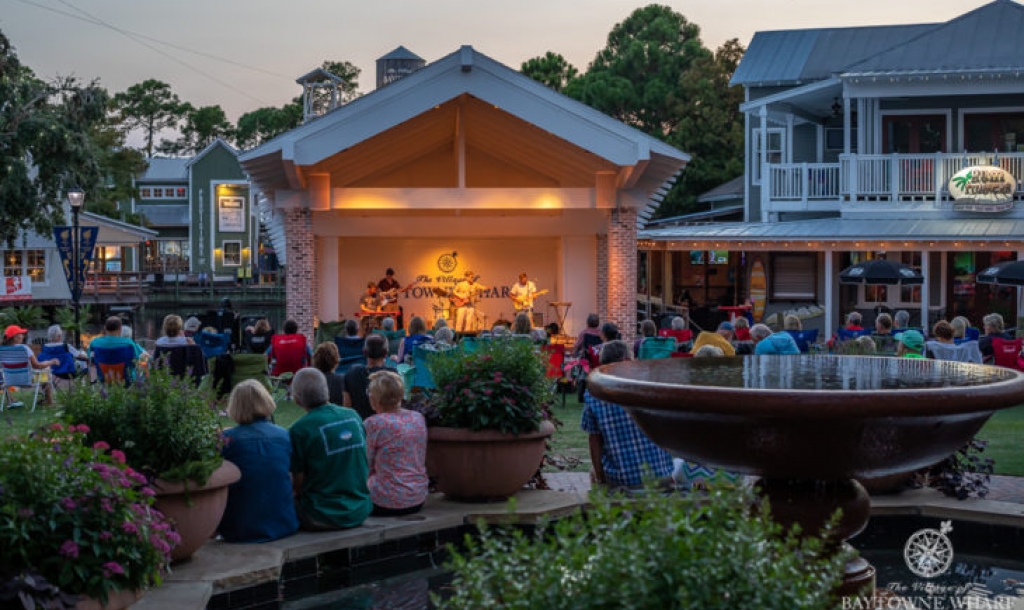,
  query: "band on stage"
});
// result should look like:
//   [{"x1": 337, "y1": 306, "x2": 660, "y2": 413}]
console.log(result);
[{"x1": 356, "y1": 268, "x2": 548, "y2": 334}]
